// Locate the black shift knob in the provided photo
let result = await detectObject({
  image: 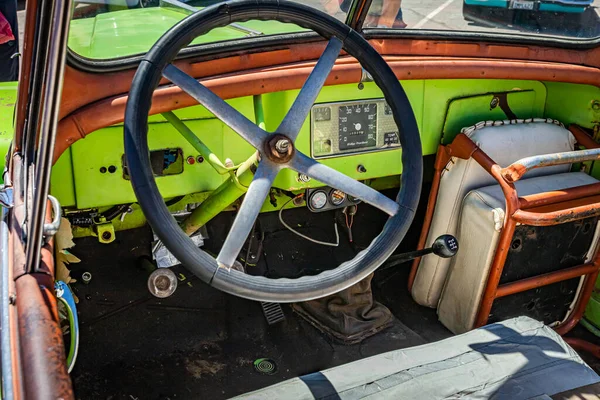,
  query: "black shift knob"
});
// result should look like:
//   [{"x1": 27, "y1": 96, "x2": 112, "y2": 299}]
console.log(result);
[{"x1": 431, "y1": 235, "x2": 459, "y2": 258}]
